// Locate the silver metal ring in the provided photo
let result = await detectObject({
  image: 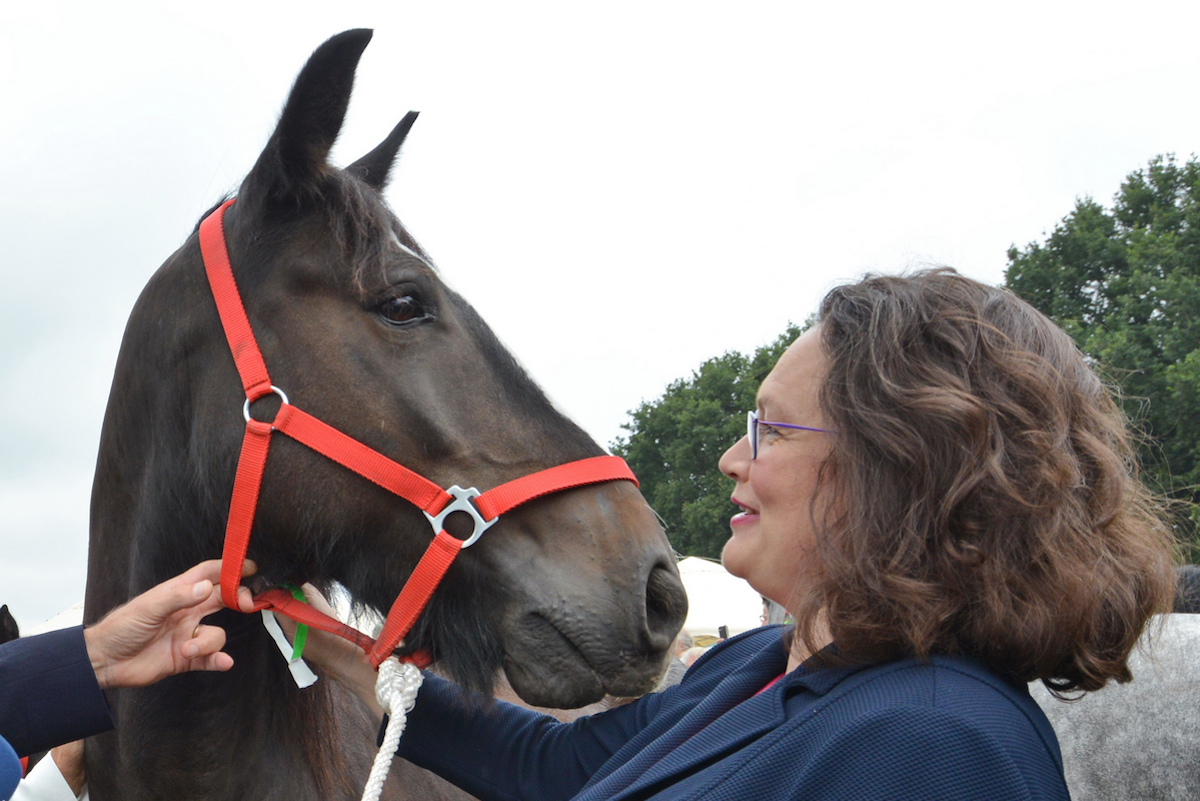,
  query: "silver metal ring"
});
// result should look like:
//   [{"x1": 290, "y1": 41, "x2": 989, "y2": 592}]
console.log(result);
[{"x1": 242, "y1": 385, "x2": 290, "y2": 424}]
